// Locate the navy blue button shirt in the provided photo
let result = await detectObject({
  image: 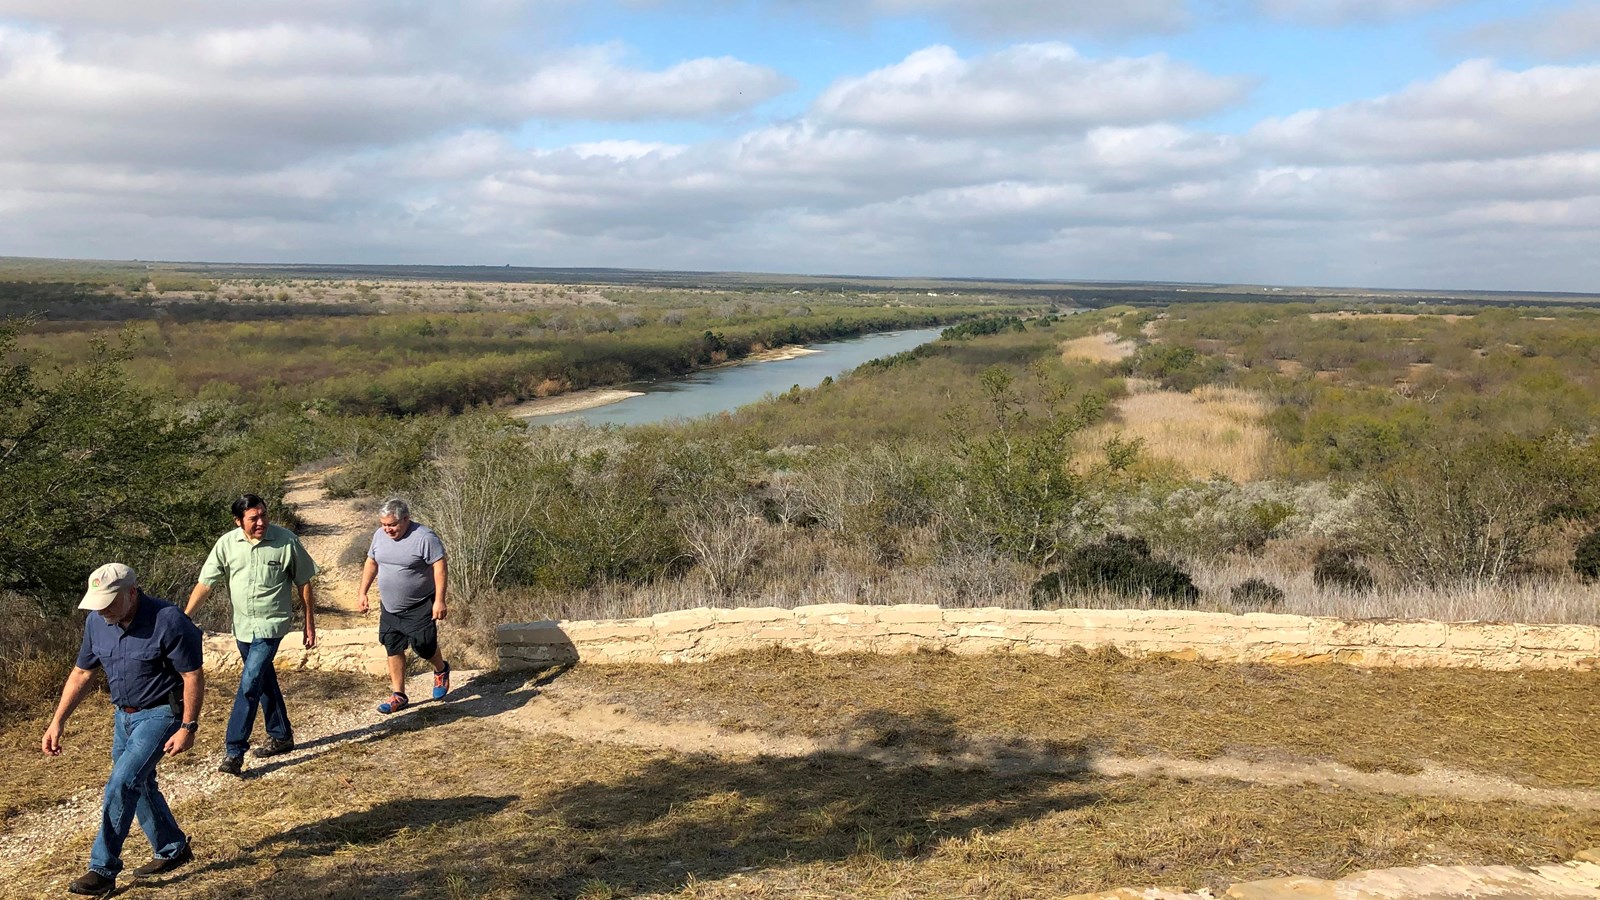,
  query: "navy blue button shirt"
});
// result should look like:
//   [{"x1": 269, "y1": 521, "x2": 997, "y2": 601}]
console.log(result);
[{"x1": 75, "y1": 592, "x2": 203, "y2": 710}]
